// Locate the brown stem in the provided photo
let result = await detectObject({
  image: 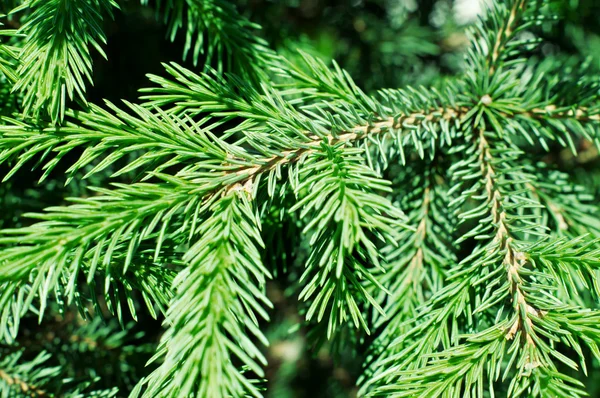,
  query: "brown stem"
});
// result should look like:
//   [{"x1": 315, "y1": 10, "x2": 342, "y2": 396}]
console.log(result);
[
  {"x1": 226, "y1": 106, "x2": 467, "y2": 193},
  {"x1": 223, "y1": 101, "x2": 596, "y2": 196},
  {"x1": 489, "y1": 0, "x2": 528, "y2": 75},
  {"x1": 524, "y1": 105, "x2": 600, "y2": 122},
  {"x1": 478, "y1": 131, "x2": 540, "y2": 345}
]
